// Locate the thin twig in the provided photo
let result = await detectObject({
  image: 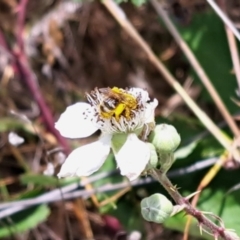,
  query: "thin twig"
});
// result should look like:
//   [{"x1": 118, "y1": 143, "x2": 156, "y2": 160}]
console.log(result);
[
  {"x1": 0, "y1": 157, "x2": 217, "y2": 217},
  {"x1": 150, "y1": 0, "x2": 240, "y2": 137},
  {"x1": 16, "y1": 0, "x2": 29, "y2": 51},
  {"x1": 218, "y1": 0, "x2": 240, "y2": 98},
  {"x1": 102, "y1": 0, "x2": 232, "y2": 150},
  {"x1": 206, "y1": 0, "x2": 240, "y2": 42},
  {"x1": 12, "y1": 0, "x2": 71, "y2": 153},
  {"x1": 13, "y1": 52, "x2": 70, "y2": 153},
  {"x1": 0, "y1": 0, "x2": 71, "y2": 153},
  {"x1": 225, "y1": 28, "x2": 240, "y2": 93},
  {"x1": 148, "y1": 3, "x2": 239, "y2": 239}
]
